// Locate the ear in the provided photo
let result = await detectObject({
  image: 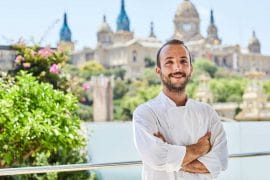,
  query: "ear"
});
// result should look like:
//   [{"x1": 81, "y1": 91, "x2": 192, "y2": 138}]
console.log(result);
[{"x1": 155, "y1": 66, "x2": 161, "y2": 76}]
